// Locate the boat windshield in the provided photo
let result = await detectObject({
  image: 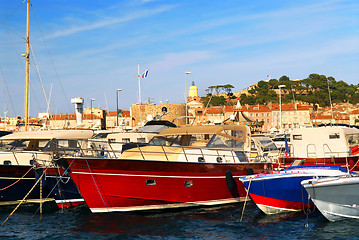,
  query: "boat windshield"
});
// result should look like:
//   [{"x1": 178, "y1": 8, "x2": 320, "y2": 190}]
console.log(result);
[
  {"x1": 347, "y1": 133, "x2": 359, "y2": 148},
  {"x1": 149, "y1": 134, "x2": 213, "y2": 147},
  {"x1": 207, "y1": 134, "x2": 244, "y2": 148},
  {"x1": 149, "y1": 133, "x2": 244, "y2": 149},
  {"x1": 257, "y1": 138, "x2": 278, "y2": 151},
  {"x1": 0, "y1": 139, "x2": 50, "y2": 151}
]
